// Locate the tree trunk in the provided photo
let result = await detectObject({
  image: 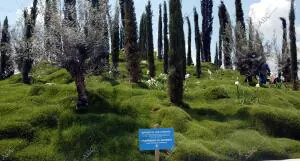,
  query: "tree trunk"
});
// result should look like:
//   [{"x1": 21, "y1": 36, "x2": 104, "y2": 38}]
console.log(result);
[
  {"x1": 22, "y1": 59, "x2": 33, "y2": 84},
  {"x1": 74, "y1": 65, "x2": 88, "y2": 110}
]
